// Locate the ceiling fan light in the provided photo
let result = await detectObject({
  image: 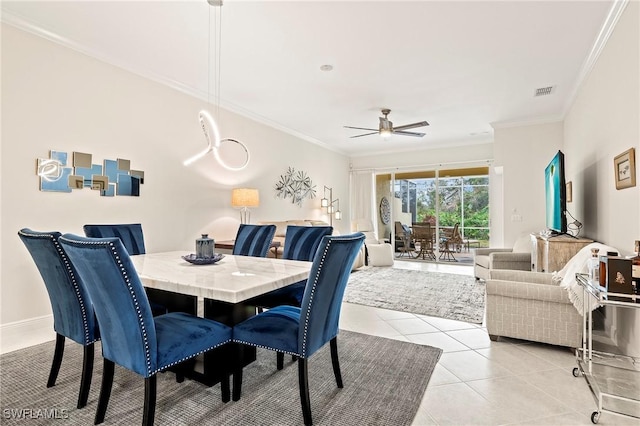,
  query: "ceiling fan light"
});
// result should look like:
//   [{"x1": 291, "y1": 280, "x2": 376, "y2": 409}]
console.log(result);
[{"x1": 380, "y1": 128, "x2": 392, "y2": 138}]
